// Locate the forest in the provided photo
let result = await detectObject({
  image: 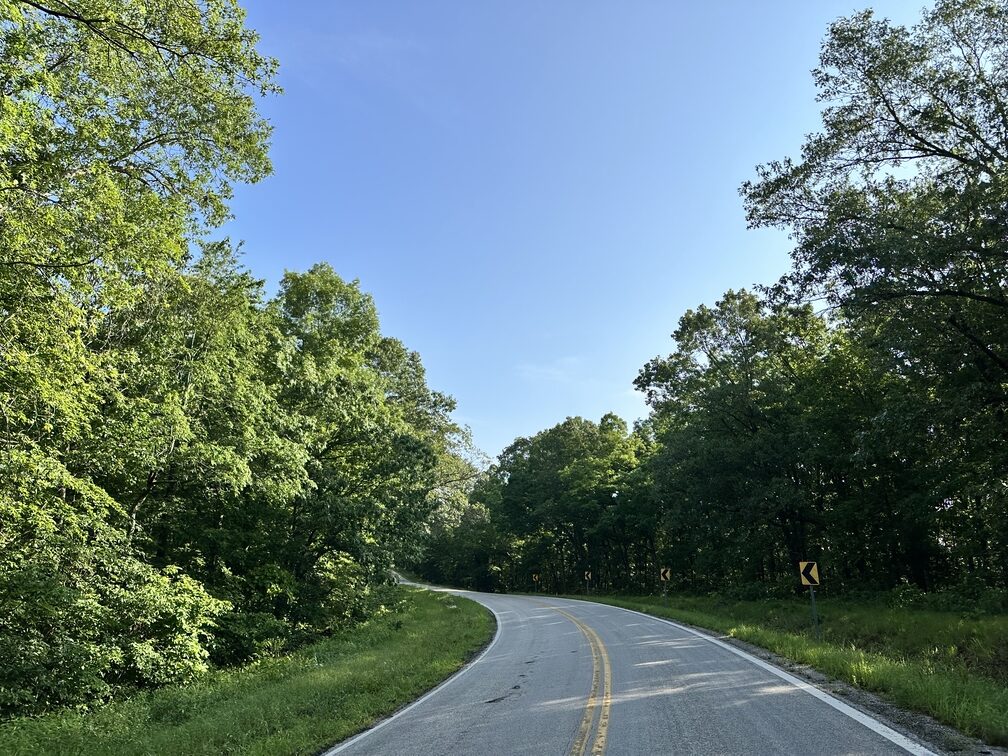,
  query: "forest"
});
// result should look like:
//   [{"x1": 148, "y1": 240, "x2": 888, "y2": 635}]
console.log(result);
[
  {"x1": 415, "y1": 0, "x2": 1008, "y2": 604},
  {"x1": 0, "y1": 0, "x2": 472, "y2": 717},
  {"x1": 2, "y1": 0, "x2": 1007, "y2": 728}
]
